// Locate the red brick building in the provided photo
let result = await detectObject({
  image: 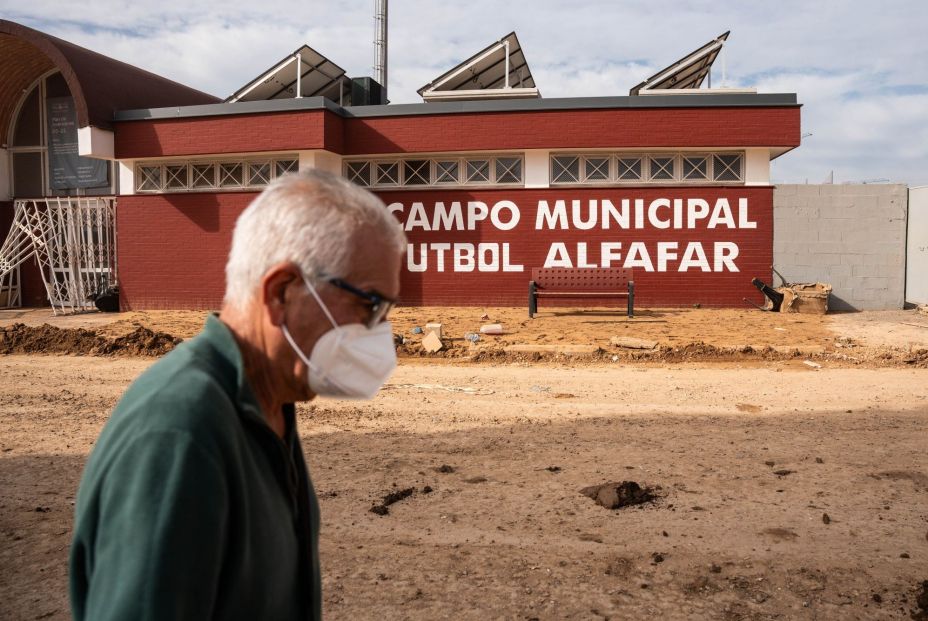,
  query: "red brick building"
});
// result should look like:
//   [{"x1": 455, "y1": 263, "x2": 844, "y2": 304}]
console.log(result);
[{"x1": 0, "y1": 23, "x2": 801, "y2": 311}]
